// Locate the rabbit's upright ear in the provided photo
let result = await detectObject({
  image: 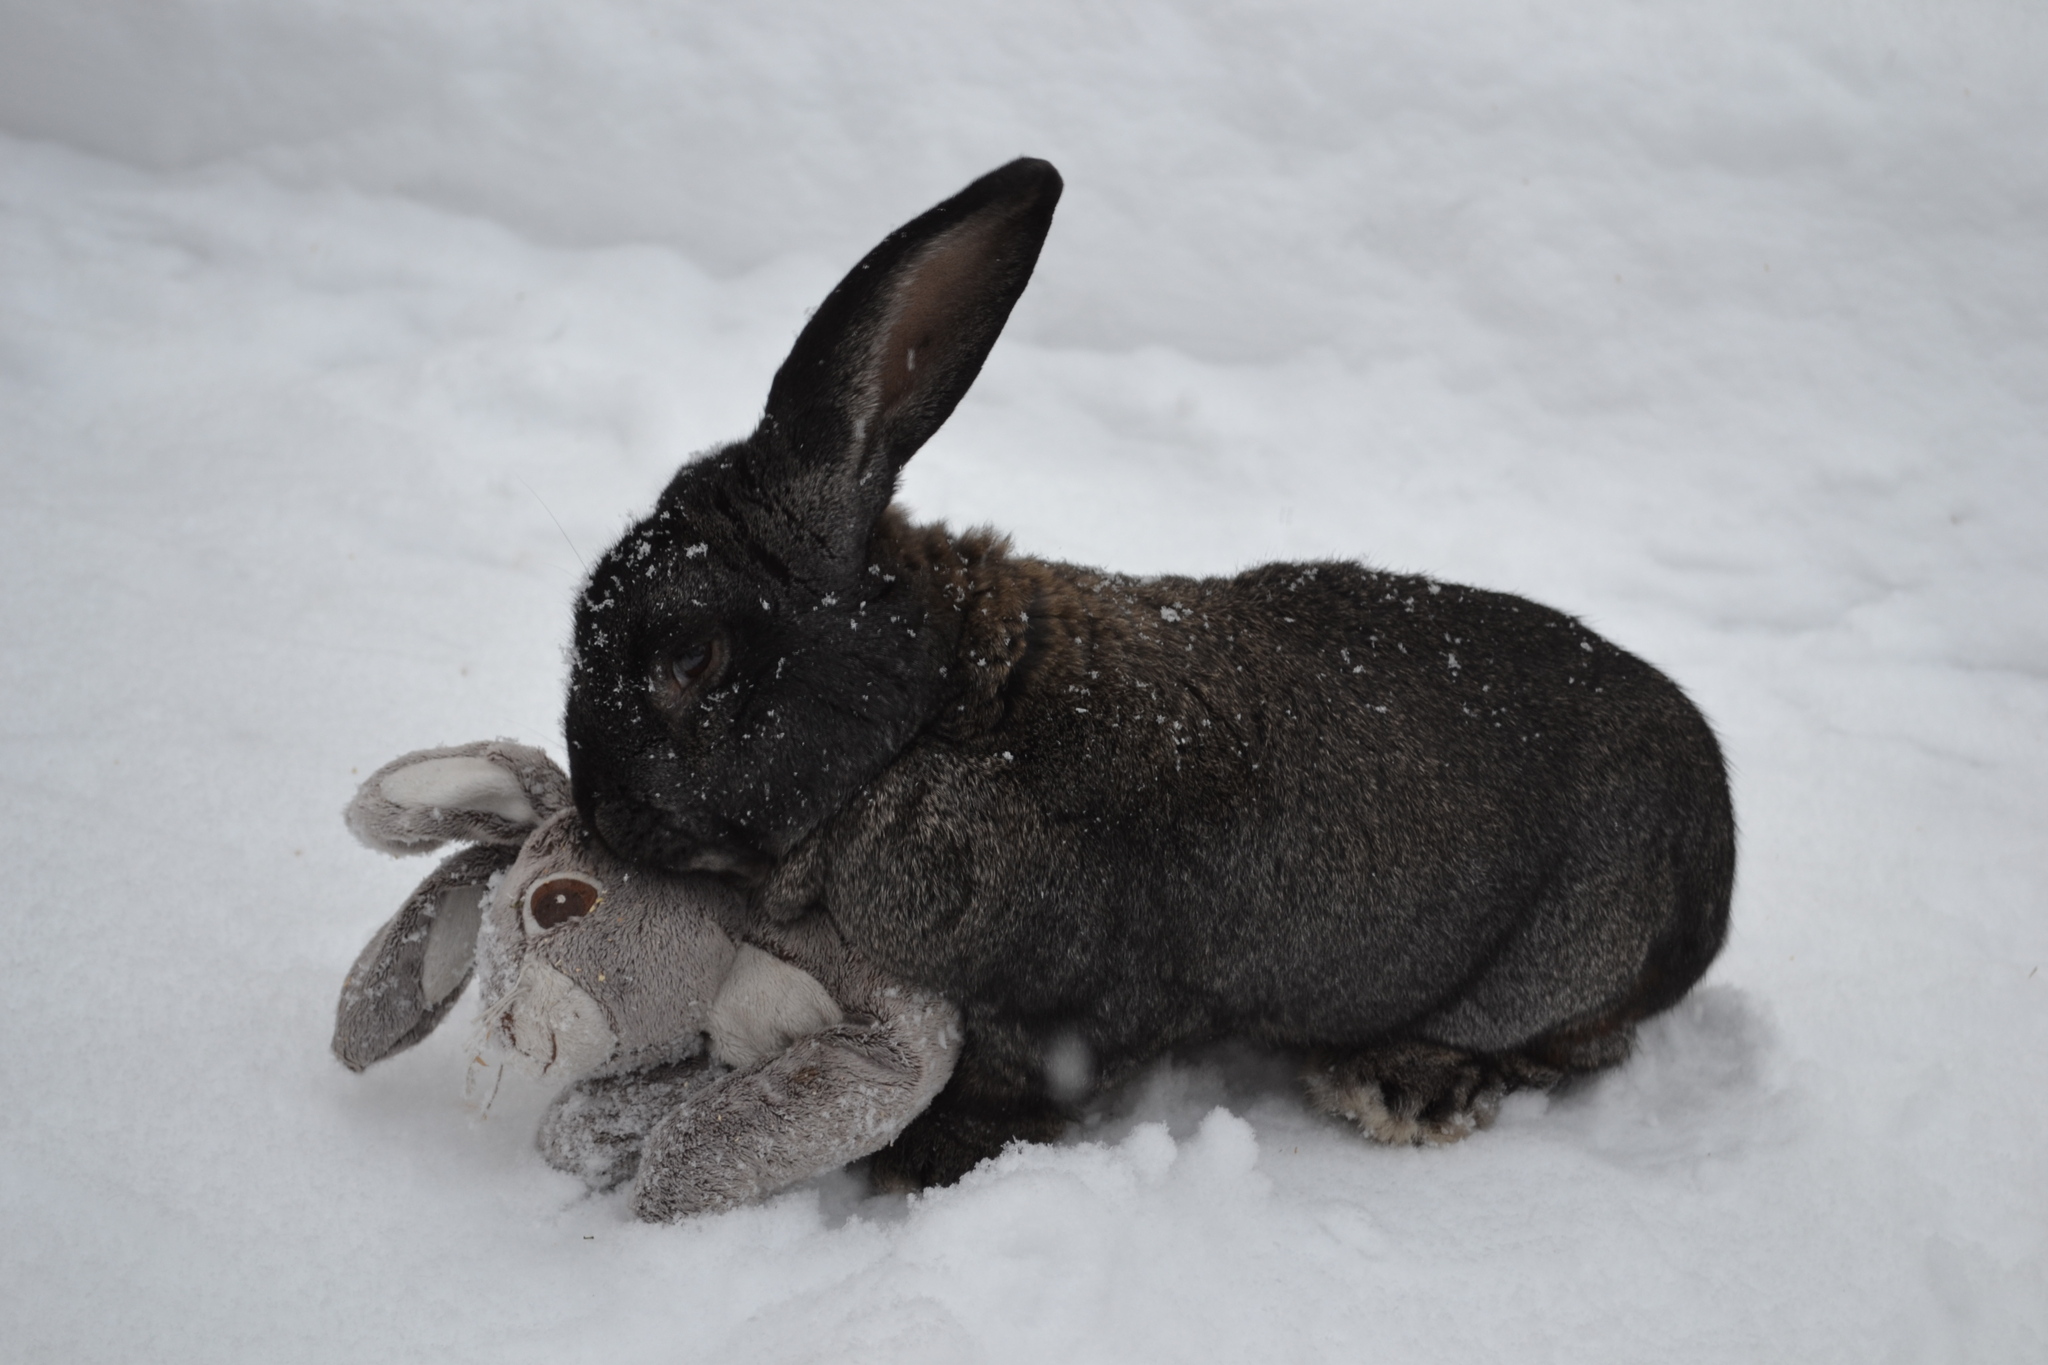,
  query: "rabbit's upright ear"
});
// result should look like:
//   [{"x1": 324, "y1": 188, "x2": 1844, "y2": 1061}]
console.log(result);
[
  {"x1": 345, "y1": 741, "x2": 570, "y2": 856},
  {"x1": 753, "y1": 157, "x2": 1062, "y2": 564}
]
